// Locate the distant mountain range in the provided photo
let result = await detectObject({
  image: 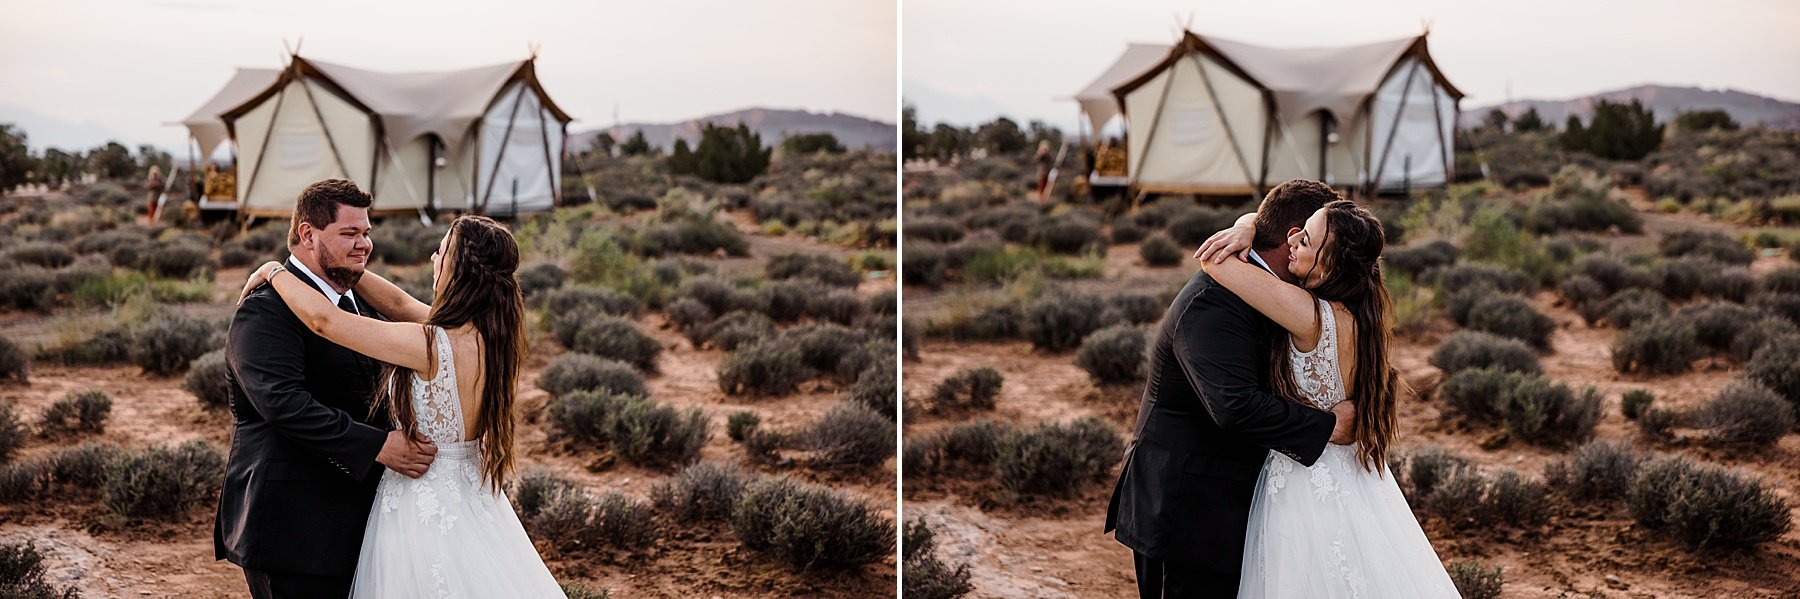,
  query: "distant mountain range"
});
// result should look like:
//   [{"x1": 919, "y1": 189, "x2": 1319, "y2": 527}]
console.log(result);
[
  {"x1": 569, "y1": 107, "x2": 896, "y2": 153},
  {"x1": 1466, "y1": 84, "x2": 1800, "y2": 130}
]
